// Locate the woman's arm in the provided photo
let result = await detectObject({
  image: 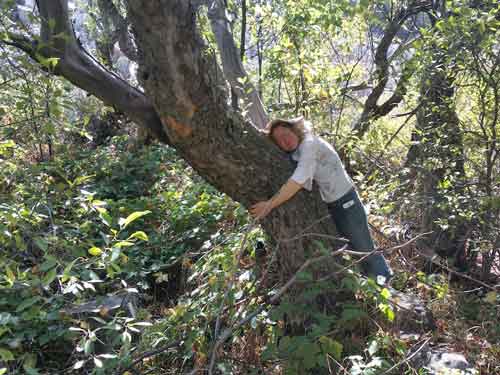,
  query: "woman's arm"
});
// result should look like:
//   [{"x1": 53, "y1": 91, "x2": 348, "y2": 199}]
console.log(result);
[{"x1": 250, "y1": 179, "x2": 303, "y2": 219}]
